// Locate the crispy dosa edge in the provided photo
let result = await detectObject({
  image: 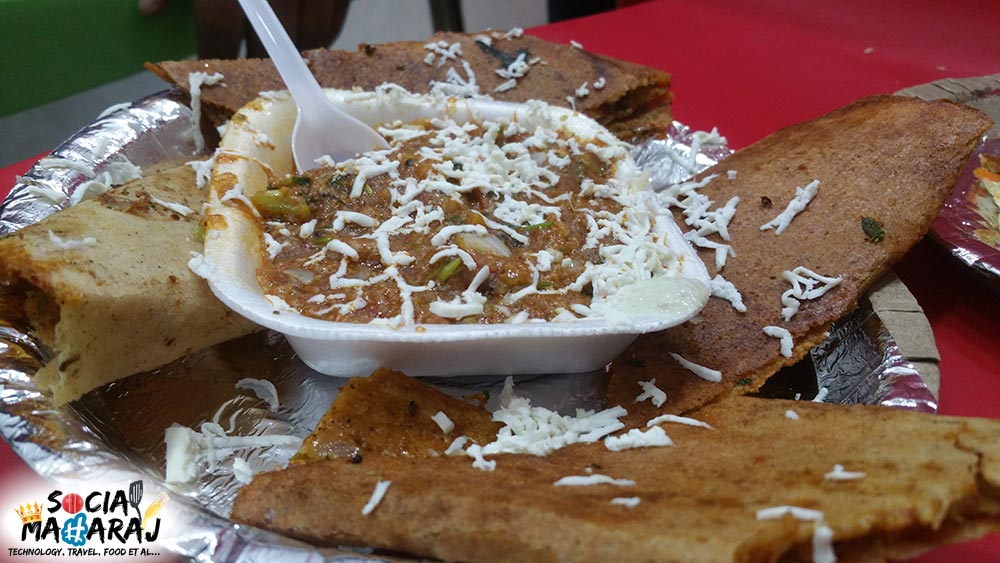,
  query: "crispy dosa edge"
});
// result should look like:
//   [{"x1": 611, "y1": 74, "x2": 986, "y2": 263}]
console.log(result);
[
  {"x1": 0, "y1": 165, "x2": 258, "y2": 405},
  {"x1": 232, "y1": 376, "x2": 1000, "y2": 563},
  {"x1": 144, "y1": 31, "x2": 672, "y2": 141},
  {"x1": 606, "y1": 96, "x2": 993, "y2": 424}
]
